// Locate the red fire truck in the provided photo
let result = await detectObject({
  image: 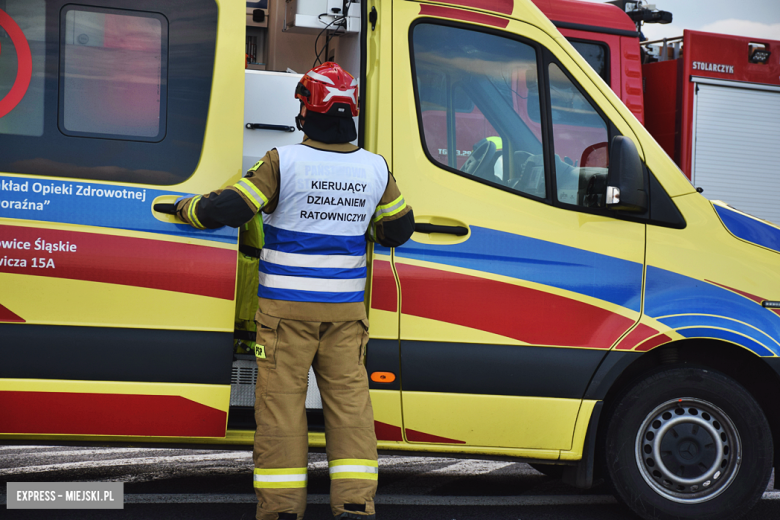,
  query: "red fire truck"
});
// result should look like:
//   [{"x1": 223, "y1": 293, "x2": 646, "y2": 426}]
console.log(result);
[{"x1": 532, "y1": 0, "x2": 780, "y2": 225}]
